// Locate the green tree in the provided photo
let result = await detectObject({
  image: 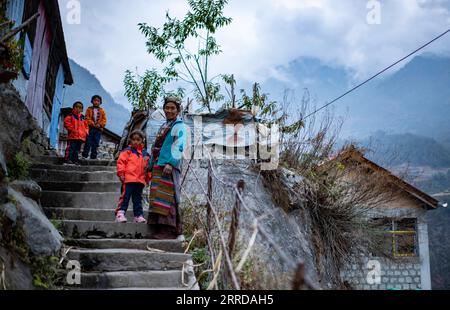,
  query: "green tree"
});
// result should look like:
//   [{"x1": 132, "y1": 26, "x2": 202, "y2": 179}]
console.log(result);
[
  {"x1": 126, "y1": 0, "x2": 232, "y2": 112},
  {"x1": 124, "y1": 69, "x2": 166, "y2": 111},
  {"x1": 239, "y1": 83, "x2": 304, "y2": 136}
]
